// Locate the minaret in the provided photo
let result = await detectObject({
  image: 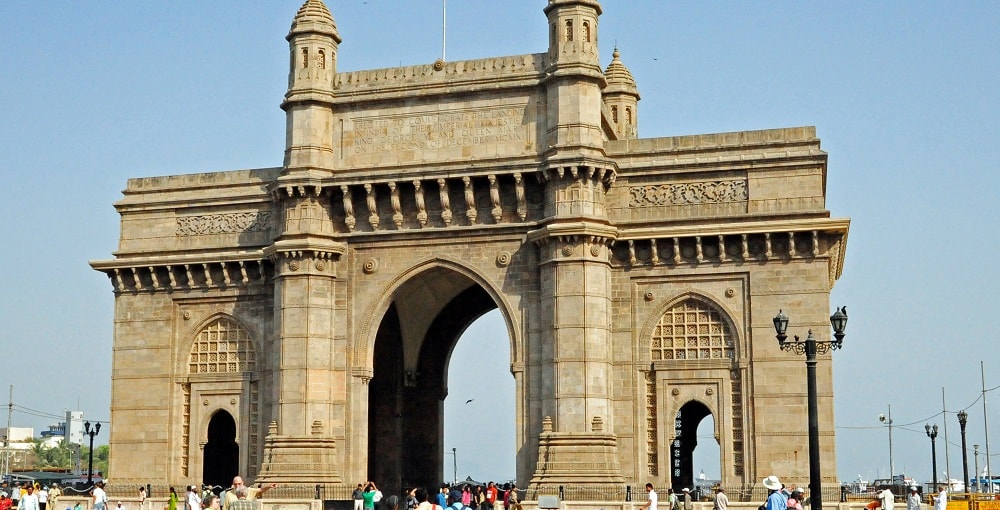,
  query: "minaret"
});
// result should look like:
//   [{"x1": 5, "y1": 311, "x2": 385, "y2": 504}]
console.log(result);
[
  {"x1": 528, "y1": 0, "x2": 625, "y2": 489},
  {"x1": 259, "y1": 0, "x2": 345, "y2": 487},
  {"x1": 281, "y1": 0, "x2": 340, "y2": 173},
  {"x1": 542, "y1": 0, "x2": 606, "y2": 155},
  {"x1": 603, "y1": 48, "x2": 640, "y2": 139}
]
